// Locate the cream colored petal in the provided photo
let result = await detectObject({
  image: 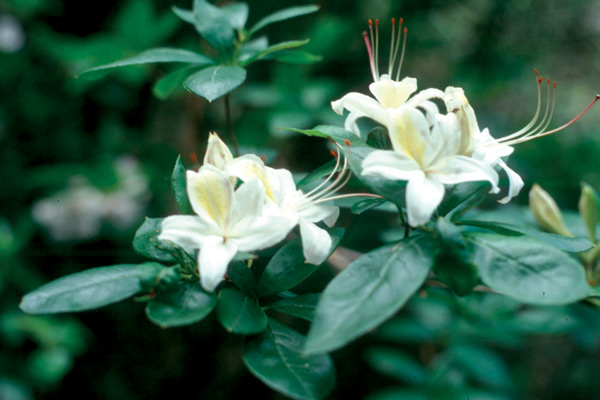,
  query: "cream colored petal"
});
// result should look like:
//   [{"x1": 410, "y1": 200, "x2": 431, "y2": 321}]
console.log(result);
[
  {"x1": 187, "y1": 166, "x2": 233, "y2": 230},
  {"x1": 387, "y1": 107, "x2": 429, "y2": 164},
  {"x1": 330, "y1": 92, "x2": 388, "y2": 126},
  {"x1": 368, "y1": 76, "x2": 417, "y2": 108},
  {"x1": 405, "y1": 88, "x2": 445, "y2": 108},
  {"x1": 228, "y1": 177, "x2": 266, "y2": 234},
  {"x1": 497, "y1": 158, "x2": 524, "y2": 204},
  {"x1": 361, "y1": 150, "x2": 423, "y2": 181},
  {"x1": 299, "y1": 220, "x2": 332, "y2": 265},
  {"x1": 226, "y1": 155, "x2": 280, "y2": 203},
  {"x1": 203, "y1": 132, "x2": 233, "y2": 170},
  {"x1": 422, "y1": 113, "x2": 460, "y2": 168},
  {"x1": 298, "y1": 203, "x2": 339, "y2": 226},
  {"x1": 405, "y1": 174, "x2": 445, "y2": 227},
  {"x1": 231, "y1": 214, "x2": 296, "y2": 253},
  {"x1": 159, "y1": 215, "x2": 219, "y2": 249},
  {"x1": 431, "y1": 155, "x2": 499, "y2": 192},
  {"x1": 198, "y1": 237, "x2": 237, "y2": 292}
]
